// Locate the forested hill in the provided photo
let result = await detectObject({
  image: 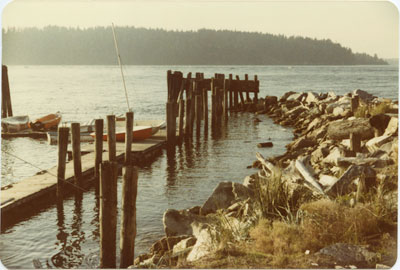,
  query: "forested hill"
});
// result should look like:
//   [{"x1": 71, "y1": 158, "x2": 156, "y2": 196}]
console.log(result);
[{"x1": 2, "y1": 26, "x2": 387, "y2": 65}]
